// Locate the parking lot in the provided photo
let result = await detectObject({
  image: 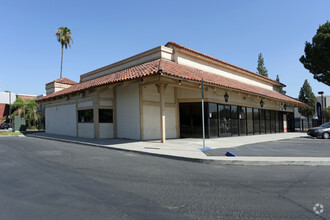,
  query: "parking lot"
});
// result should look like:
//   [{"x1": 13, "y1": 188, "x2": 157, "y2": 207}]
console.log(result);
[{"x1": 205, "y1": 137, "x2": 330, "y2": 157}]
